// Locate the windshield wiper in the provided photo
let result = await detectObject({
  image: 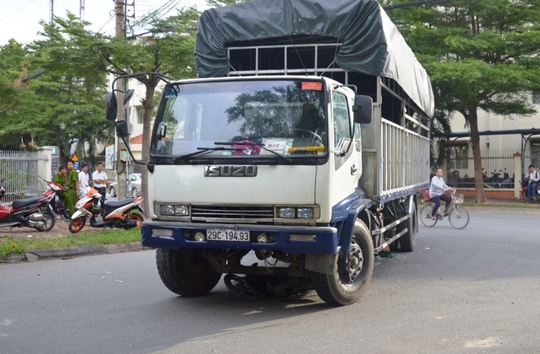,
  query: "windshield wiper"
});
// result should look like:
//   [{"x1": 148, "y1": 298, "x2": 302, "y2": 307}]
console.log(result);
[
  {"x1": 214, "y1": 140, "x2": 292, "y2": 162},
  {"x1": 174, "y1": 147, "x2": 241, "y2": 163}
]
